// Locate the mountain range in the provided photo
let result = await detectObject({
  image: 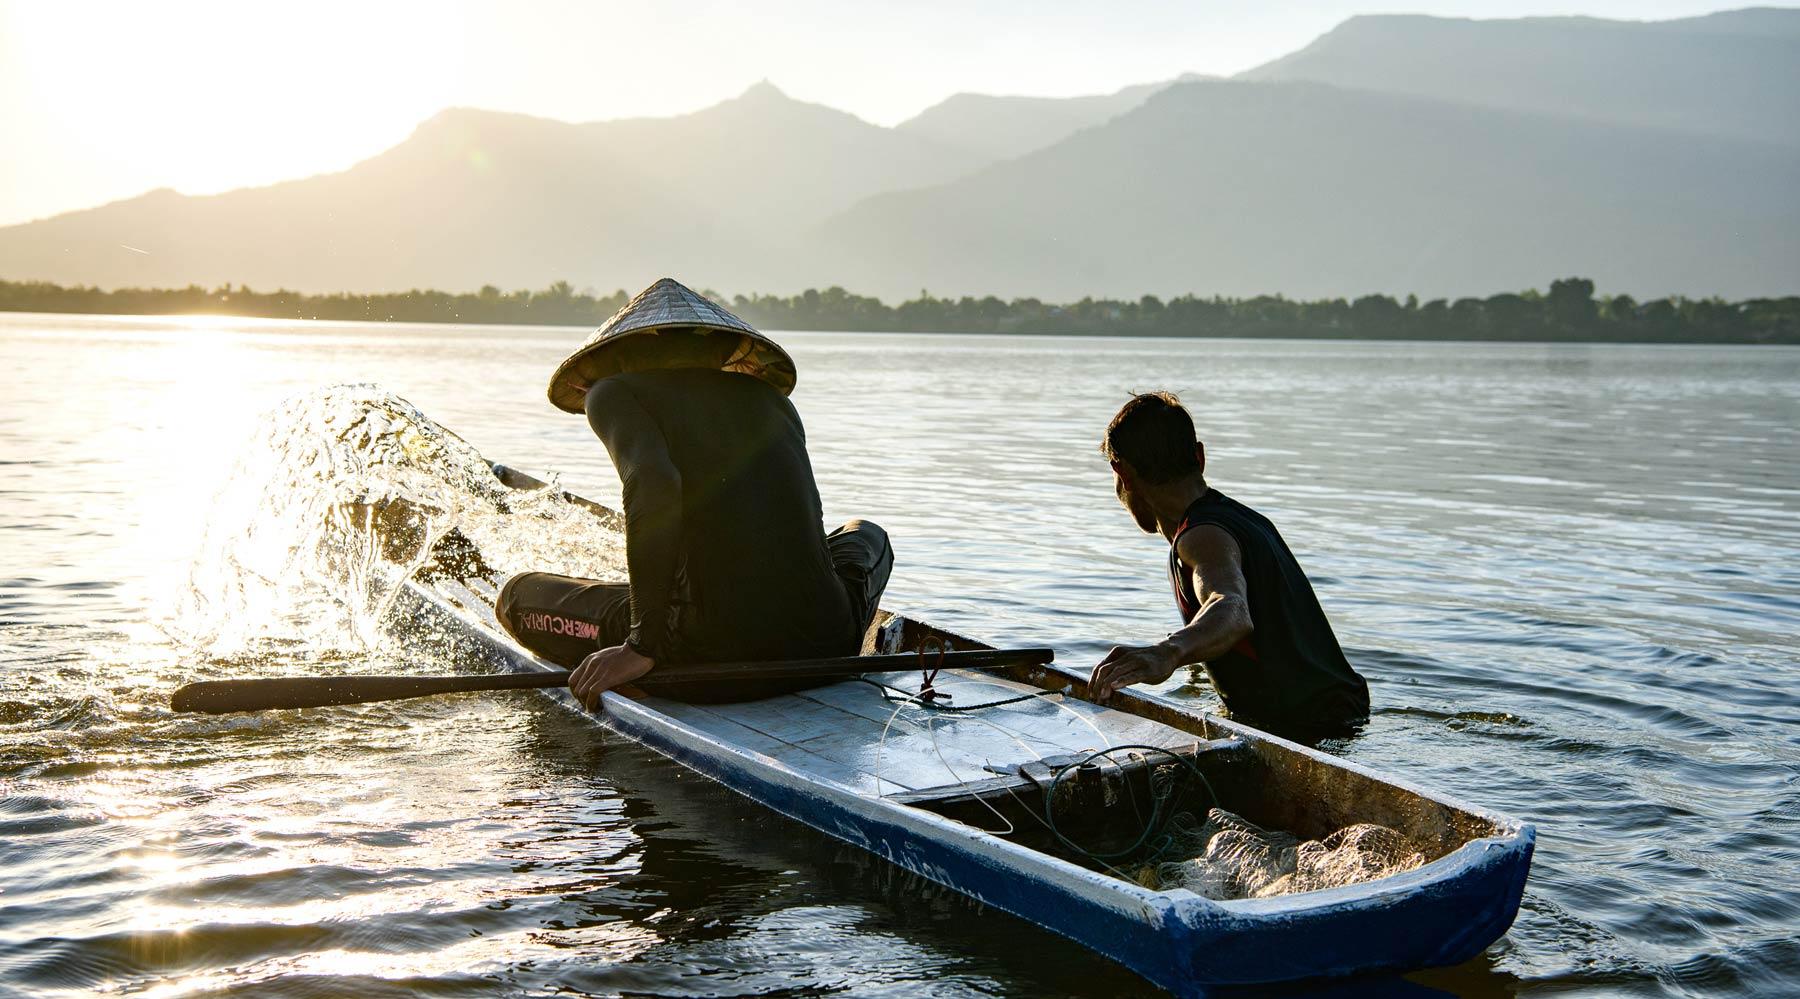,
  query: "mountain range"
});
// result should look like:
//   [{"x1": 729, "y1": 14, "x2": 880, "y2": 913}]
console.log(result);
[{"x1": 1, "y1": 8, "x2": 1795, "y2": 302}]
